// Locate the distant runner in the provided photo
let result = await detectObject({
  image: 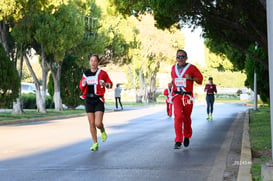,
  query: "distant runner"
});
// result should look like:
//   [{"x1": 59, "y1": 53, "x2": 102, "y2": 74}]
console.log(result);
[
  {"x1": 114, "y1": 83, "x2": 123, "y2": 110},
  {"x1": 163, "y1": 83, "x2": 173, "y2": 117},
  {"x1": 204, "y1": 77, "x2": 217, "y2": 120}
]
